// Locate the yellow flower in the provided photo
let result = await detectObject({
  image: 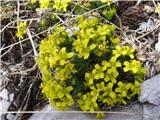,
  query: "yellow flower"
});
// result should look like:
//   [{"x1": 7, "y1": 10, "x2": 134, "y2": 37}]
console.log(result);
[{"x1": 16, "y1": 21, "x2": 27, "y2": 39}]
